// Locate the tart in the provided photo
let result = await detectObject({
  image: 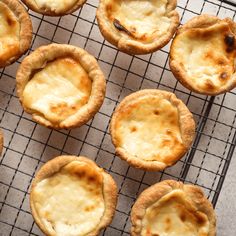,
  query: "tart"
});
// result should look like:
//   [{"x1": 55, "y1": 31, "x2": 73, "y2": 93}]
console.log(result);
[
  {"x1": 30, "y1": 155, "x2": 118, "y2": 236},
  {"x1": 16, "y1": 44, "x2": 106, "y2": 129},
  {"x1": 170, "y1": 15, "x2": 236, "y2": 95},
  {"x1": 110, "y1": 89, "x2": 195, "y2": 171},
  {"x1": 96, "y1": 0, "x2": 179, "y2": 55},
  {"x1": 22, "y1": 0, "x2": 86, "y2": 16},
  {"x1": 131, "y1": 180, "x2": 216, "y2": 236},
  {"x1": 0, "y1": 0, "x2": 32, "y2": 68}
]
